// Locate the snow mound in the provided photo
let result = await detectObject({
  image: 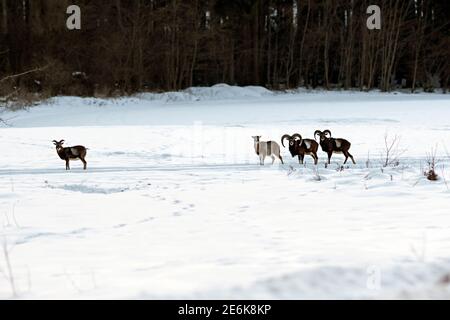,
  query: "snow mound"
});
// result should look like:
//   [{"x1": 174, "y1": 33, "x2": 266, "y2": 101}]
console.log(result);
[
  {"x1": 196, "y1": 261, "x2": 450, "y2": 300},
  {"x1": 137, "y1": 84, "x2": 273, "y2": 102},
  {"x1": 185, "y1": 84, "x2": 273, "y2": 100}
]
